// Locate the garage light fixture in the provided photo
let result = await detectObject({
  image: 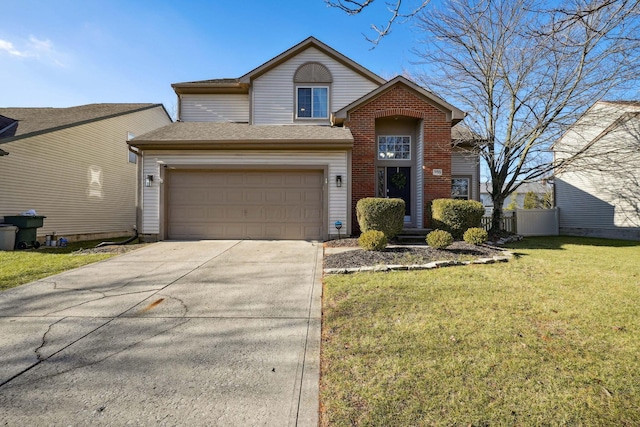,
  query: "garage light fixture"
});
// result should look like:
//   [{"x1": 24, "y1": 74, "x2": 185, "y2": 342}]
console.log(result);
[
  {"x1": 336, "y1": 175, "x2": 342, "y2": 187},
  {"x1": 145, "y1": 174, "x2": 154, "y2": 187}
]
